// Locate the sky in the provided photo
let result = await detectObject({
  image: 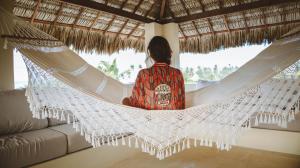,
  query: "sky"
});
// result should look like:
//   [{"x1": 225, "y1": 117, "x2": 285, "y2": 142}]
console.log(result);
[{"x1": 14, "y1": 44, "x2": 269, "y2": 88}]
